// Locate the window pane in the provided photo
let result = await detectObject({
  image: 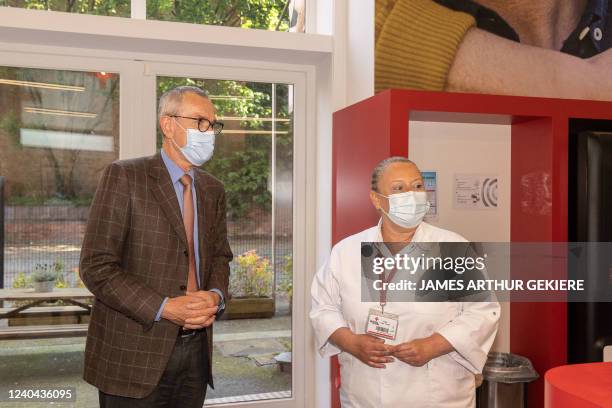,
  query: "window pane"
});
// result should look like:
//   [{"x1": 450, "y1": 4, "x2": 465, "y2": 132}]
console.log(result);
[
  {"x1": 157, "y1": 77, "x2": 294, "y2": 403},
  {"x1": 0, "y1": 66, "x2": 119, "y2": 403},
  {"x1": 147, "y1": 0, "x2": 305, "y2": 33},
  {"x1": 0, "y1": 0, "x2": 130, "y2": 17}
]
